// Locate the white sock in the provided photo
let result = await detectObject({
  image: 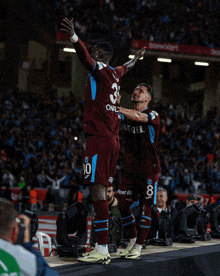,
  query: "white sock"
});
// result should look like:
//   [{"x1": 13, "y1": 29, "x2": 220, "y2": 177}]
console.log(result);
[
  {"x1": 130, "y1": 238, "x2": 137, "y2": 244},
  {"x1": 134, "y1": 244, "x2": 142, "y2": 252},
  {"x1": 96, "y1": 244, "x2": 108, "y2": 255}
]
